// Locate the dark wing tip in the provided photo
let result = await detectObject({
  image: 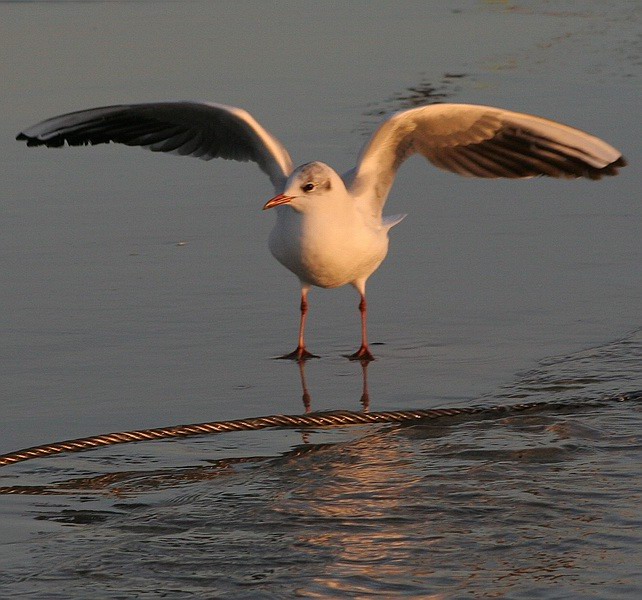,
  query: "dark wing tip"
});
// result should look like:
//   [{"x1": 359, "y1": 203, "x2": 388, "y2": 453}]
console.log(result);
[
  {"x1": 613, "y1": 155, "x2": 627, "y2": 169},
  {"x1": 16, "y1": 132, "x2": 48, "y2": 146},
  {"x1": 17, "y1": 133, "x2": 67, "y2": 148},
  {"x1": 590, "y1": 155, "x2": 627, "y2": 180}
]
